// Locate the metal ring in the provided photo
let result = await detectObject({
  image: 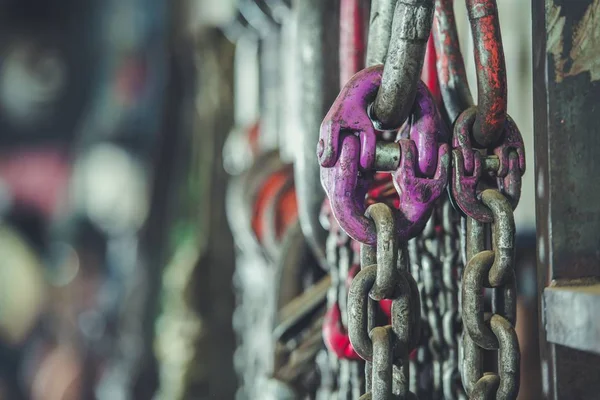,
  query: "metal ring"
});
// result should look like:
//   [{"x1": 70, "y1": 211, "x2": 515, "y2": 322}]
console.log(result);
[
  {"x1": 481, "y1": 189, "x2": 515, "y2": 287},
  {"x1": 348, "y1": 264, "x2": 378, "y2": 360},
  {"x1": 461, "y1": 331, "x2": 484, "y2": 395},
  {"x1": 470, "y1": 374, "x2": 500, "y2": 400},
  {"x1": 365, "y1": 203, "x2": 399, "y2": 300},
  {"x1": 465, "y1": 0, "x2": 507, "y2": 147},
  {"x1": 490, "y1": 314, "x2": 520, "y2": 399},
  {"x1": 370, "y1": 326, "x2": 394, "y2": 398},
  {"x1": 432, "y1": 0, "x2": 474, "y2": 124},
  {"x1": 451, "y1": 109, "x2": 525, "y2": 222},
  {"x1": 371, "y1": 0, "x2": 435, "y2": 130},
  {"x1": 347, "y1": 265, "x2": 419, "y2": 361},
  {"x1": 392, "y1": 271, "x2": 421, "y2": 356},
  {"x1": 461, "y1": 250, "x2": 515, "y2": 350}
]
